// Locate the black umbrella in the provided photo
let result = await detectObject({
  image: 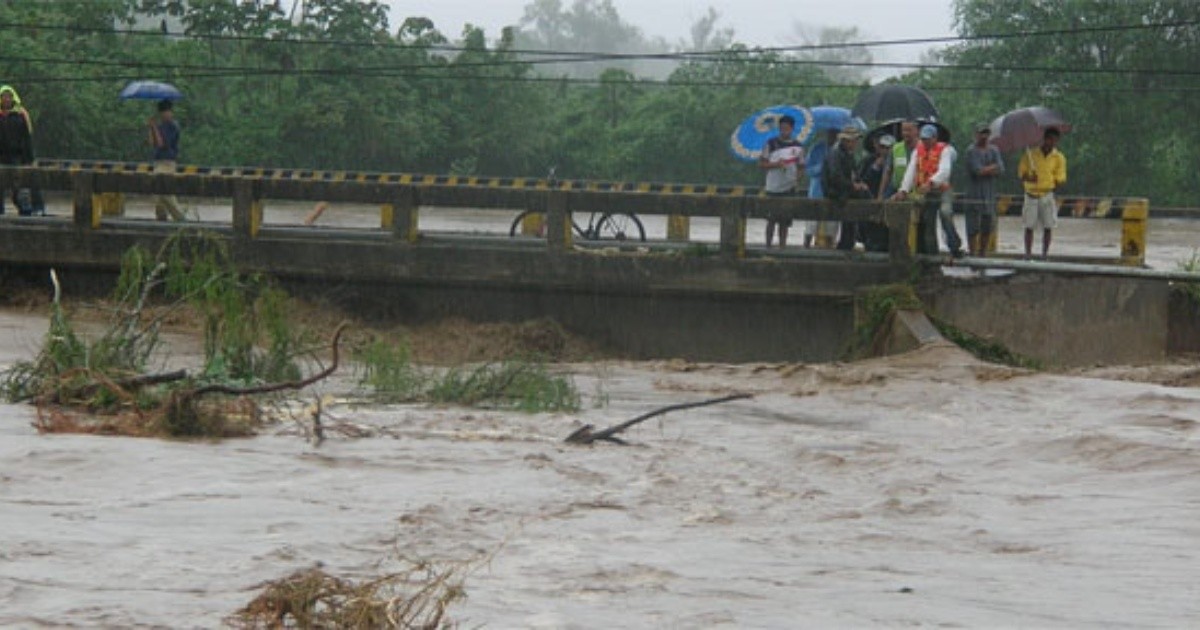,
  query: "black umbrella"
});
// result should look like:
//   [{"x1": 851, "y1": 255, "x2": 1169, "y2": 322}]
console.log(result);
[
  {"x1": 852, "y1": 84, "x2": 939, "y2": 124},
  {"x1": 864, "y1": 118, "x2": 950, "y2": 152}
]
